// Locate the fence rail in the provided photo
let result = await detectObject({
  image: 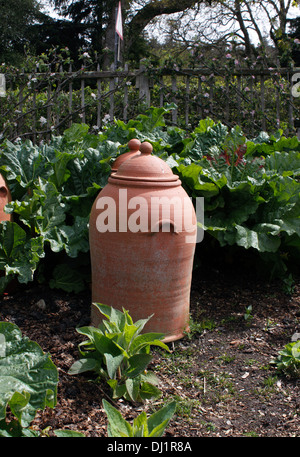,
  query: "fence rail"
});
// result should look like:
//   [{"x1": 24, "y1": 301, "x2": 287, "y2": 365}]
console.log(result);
[{"x1": 1, "y1": 64, "x2": 300, "y2": 142}]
